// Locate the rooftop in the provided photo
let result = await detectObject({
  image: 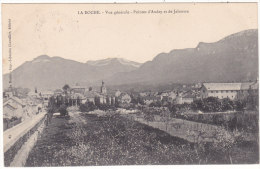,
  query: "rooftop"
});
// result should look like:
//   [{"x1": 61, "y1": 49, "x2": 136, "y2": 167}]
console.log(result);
[{"x1": 203, "y1": 82, "x2": 258, "y2": 91}]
